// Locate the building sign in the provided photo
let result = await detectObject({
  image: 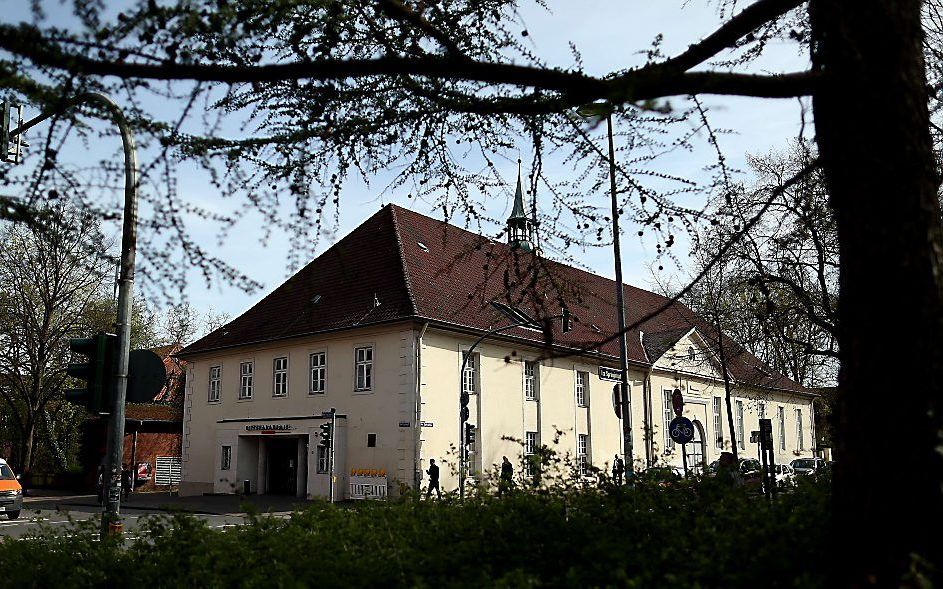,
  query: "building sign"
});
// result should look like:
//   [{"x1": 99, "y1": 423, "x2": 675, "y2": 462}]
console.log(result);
[
  {"x1": 598, "y1": 367, "x2": 623, "y2": 381},
  {"x1": 245, "y1": 424, "x2": 294, "y2": 432}
]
